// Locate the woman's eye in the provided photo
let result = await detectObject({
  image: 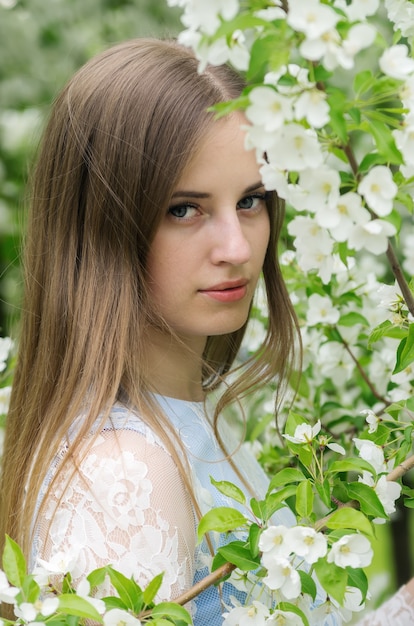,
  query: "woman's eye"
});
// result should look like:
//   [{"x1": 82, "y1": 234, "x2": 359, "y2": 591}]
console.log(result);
[
  {"x1": 168, "y1": 204, "x2": 199, "y2": 219},
  {"x1": 237, "y1": 193, "x2": 267, "y2": 211}
]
